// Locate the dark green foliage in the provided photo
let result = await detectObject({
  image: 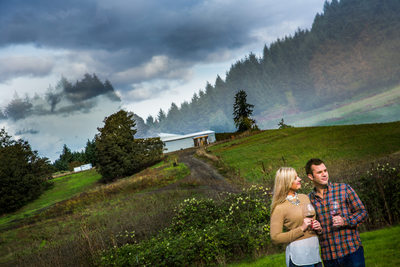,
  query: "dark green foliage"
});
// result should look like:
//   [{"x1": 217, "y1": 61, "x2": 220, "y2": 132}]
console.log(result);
[
  {"x1": 100, "y1": 186, "x2": 271, "y2": 266},
  {"x1": 133, "y1": 138, "x2": 164, "y2": 169},
  {"x1": 233, "y1": 90, "x2": 258, "y2": 132},
  {"x1": 0, "y1": 128, "x2": 53, "y2": 215},
  {"x1": 95, "y1": 110, "x2": 164, "y2": 183},
  {"x1": 53, "y1": 143, "x2": 92, "y2": 171},
  {"x1": 95, "y1": 110, "x2": 138, "y2": 182},
  {"x1": 53, "y1": 144, "x2": 73, "y2": 171},
  {"x1": 84, "y1": 138, "x2": 97, "y2": 166},
  {"x1": 351, "y1": 161, "x2": 400, "y2": 228}
]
